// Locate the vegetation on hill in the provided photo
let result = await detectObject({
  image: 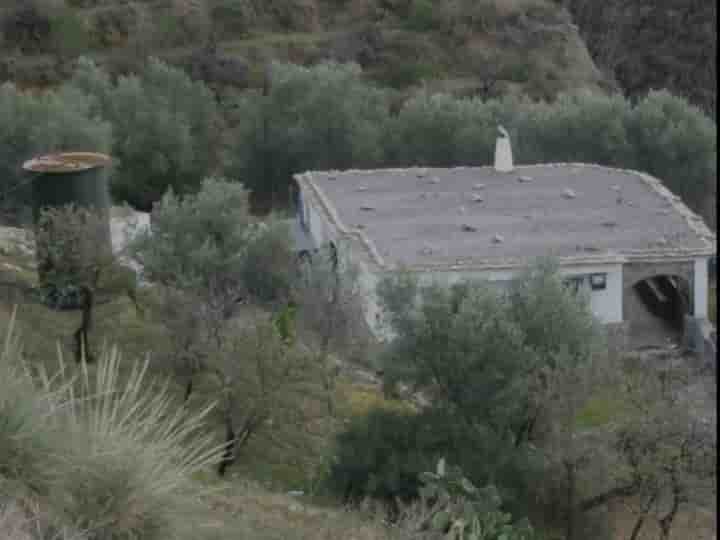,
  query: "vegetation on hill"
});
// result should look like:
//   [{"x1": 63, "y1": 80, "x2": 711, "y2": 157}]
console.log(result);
[
  {"x1": 0, "y1": 0, "x2": 608, "y2": 101},
  {"x1": 562, "y1": 0, "x2": 717, "y2": 116},
  {"x1": 0, "y1": 1, "x2": 716, "y2": 538}
]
